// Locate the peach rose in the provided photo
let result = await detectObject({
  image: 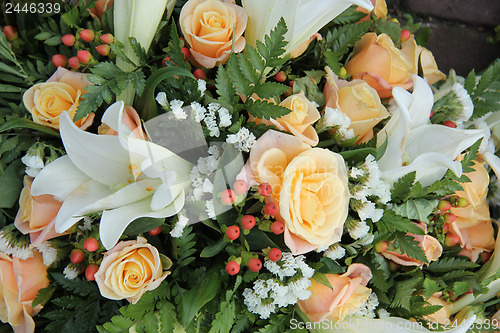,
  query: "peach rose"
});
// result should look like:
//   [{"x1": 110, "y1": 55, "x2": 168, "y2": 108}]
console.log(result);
[
  {"x1": 94, "y1": 237, "x2": 172, "y2": 304},
  {"x1": 180, "y1": 0, "x2": 248, "y2": 68},
  {"x1": 242, "y1": 130, "x2": 349, "y2": 254},
  {"x1": 98, "y1": 105, "x2": 147, "y2": 140},
  {"x1": 298, "y1": 263, "x2": 372, "y2": 322},
  {"x1": 358, "y1": 0, "x2": 387, "y2": 19},
  {"x1": 250, "y1": 92, "x2": 321, "y2": 146},
  {"x1": 290, "y1": 33, "x2": 322, "y2": 59},
  {"x1": 23, "y1": 67, "x2": 95, "y2": 130},
  {"x1": 381, "y1": 223, "x2": 443, "y2": 266},
  {"x1": 424, "y1": 294, "x2": 452, "y2": 324},
  {"x1": 449, "y1": 220, "x2": 495, "y2": 262},
  {"x1": 89, "y1": 0, "x2": 114, "y2": 19},
  {"x1": 345, "y1": 33, "x2": 413, "y2": 99},
  {"x1": 0, "y1": 251, "x2": 49, "y2": 333},
  {"x1": 323, "y1": 67, "x2": 389, "y2": 144},
  {"x1": 14, "y1": 176, "x2": 63, "y2": 247},
  {"x1": 401, "y1": 35, "x2": 445, "y2": 85}
]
